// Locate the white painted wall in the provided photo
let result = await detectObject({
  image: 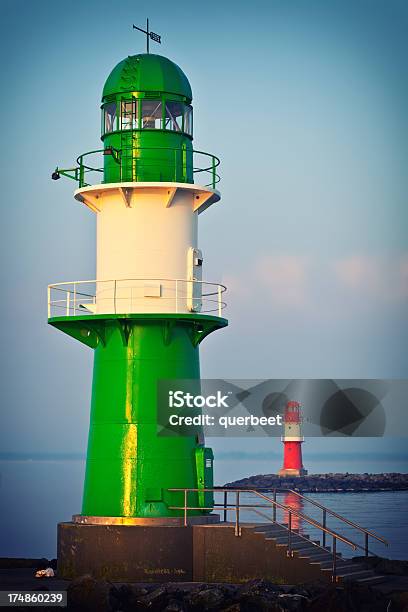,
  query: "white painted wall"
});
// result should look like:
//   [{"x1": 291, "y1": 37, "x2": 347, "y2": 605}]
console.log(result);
[
  {"x1": 95, "y1": 186, "x2": 197, "y2": 314},
  {"x1": 283, "y1": 421, "x2": 303, "y2": 441},
  {"x1": 73, "y1": 182, "x2": 221, "y2": 315}
]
